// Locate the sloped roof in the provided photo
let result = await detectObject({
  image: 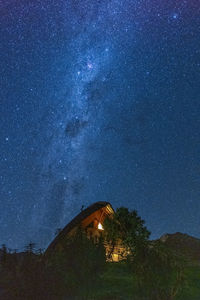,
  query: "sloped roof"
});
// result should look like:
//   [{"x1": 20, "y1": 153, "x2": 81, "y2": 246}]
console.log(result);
[{"x1": 45, "y1": 201, "x2": 114, "y2": 253}]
